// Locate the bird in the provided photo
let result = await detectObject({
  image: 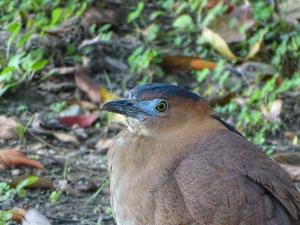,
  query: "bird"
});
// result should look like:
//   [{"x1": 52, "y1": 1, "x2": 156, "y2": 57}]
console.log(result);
[{"x1": 102, "y1": 83, "x2": 300, "y2": 225}]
